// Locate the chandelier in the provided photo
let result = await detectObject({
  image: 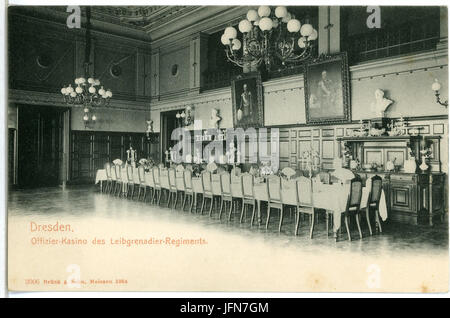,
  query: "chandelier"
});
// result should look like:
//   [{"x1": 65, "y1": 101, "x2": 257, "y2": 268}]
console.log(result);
[
  {"x1": 221, "y1": 6, "x2": 318, "y2": 71},
  {"x1": 60, "y1": 7, "x2": 112, "y2": 122}
]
